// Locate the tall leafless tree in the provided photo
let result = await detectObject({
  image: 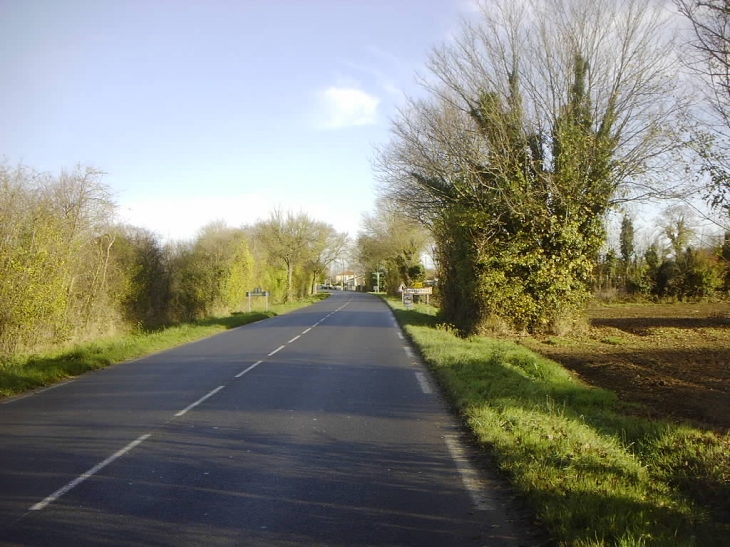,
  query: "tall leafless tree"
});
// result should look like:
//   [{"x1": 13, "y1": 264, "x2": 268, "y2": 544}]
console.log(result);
[{"x1": 676, "y1": 0, "x2": 730, "y2": 217}]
